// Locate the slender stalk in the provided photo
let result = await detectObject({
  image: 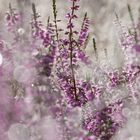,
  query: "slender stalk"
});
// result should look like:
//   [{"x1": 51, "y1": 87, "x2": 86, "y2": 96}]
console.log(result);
[
  {"x1": 93, "y1": 38, "x2": 98, "y2": 60},
  {"x1": 115, "y1": 12, "x2": 125, "y2": 42},
  {"x1": 52, "y1": 0, "x2": 59, "y2": 41},
  {"x1": 127, "y1": 4, "x2": 137, "y2": 43},
  {"x1": 32, "y1": 3, "x2": 39, "y2": 36},
  {"x1": 80, "y1": 12, "x2": 89, "y2": 49},
  {"x1": 104, "y1": 48, "x2": 108, "y2": 58},
  {"x1": 9, "y1": 3, "x2": 13, "y2": 15},
  {"x1": 52, "y1": 0, "x2": 65, "y2": 72},
  {"x1": 138, "y1": 7, "x2": 140, "y2": 34},
  {"x1": 81, "y1": 12, "x2": 87, "y2": 30},
  {"x1": 69, "y1": 0, "x2": 77, "y2": 99},
  {"x1": 47, "y1": 16, "x2": 50, "y2": 29}
]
